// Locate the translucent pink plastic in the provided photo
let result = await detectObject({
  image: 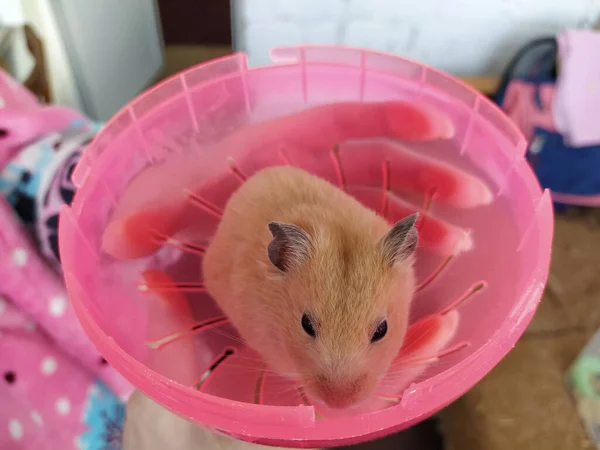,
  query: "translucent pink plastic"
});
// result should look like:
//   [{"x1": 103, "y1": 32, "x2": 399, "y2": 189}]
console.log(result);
[{"x1": 58, "y1": 46, "x2": 553, "y2": 448}]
